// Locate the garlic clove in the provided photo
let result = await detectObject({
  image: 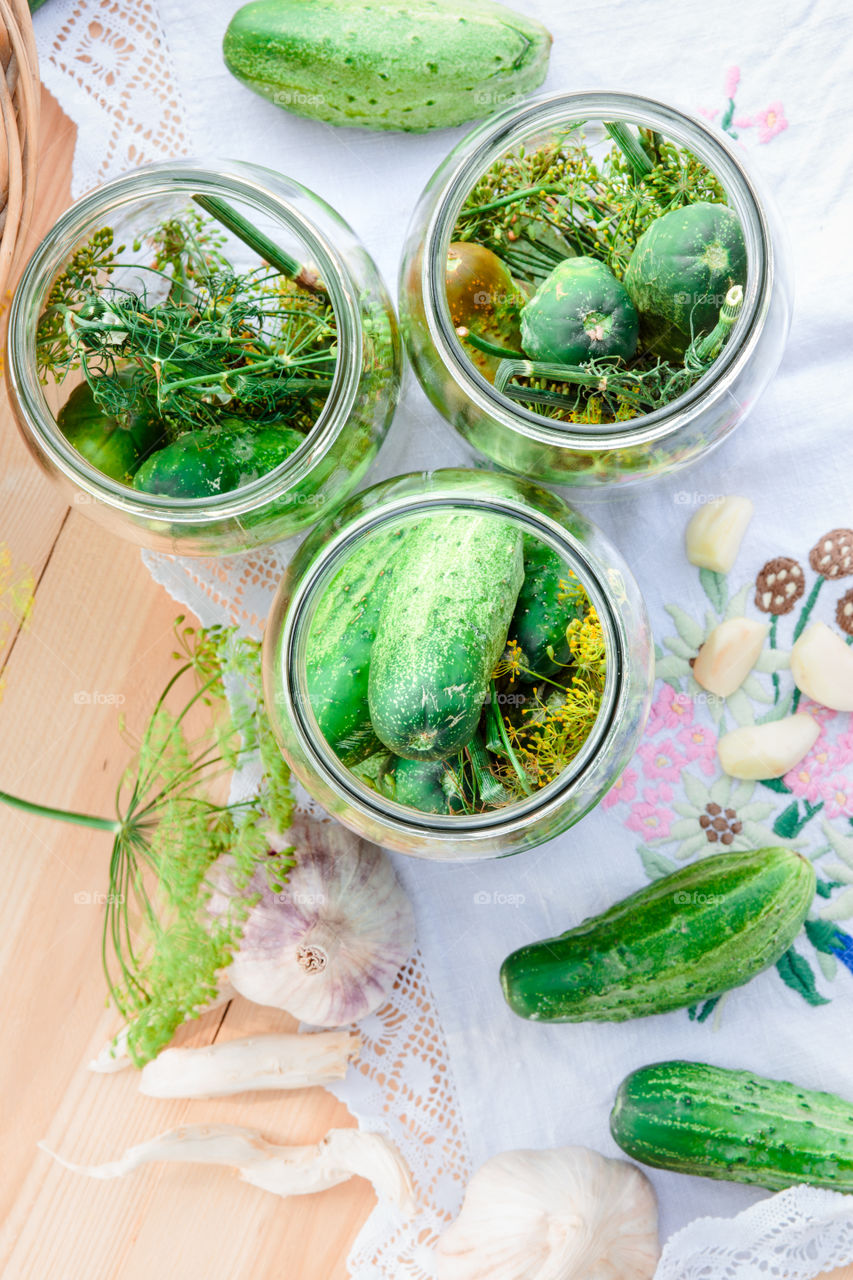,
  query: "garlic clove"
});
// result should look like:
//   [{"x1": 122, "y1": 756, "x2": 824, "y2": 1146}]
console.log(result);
[
  {"x1": 717, "y1": 714, "x2": 820, "y2": 780},
  {"x1": 436, "y1": 1145, "x2": 659, "y2": 1280},
  {"x1": 693, "y1": 618, "x2": 769, "y2": 697},
  {"x1": 685, "y1": 496, "x2": 754, "y2": 573},
  {"x1": 138, "y1": 1031, "x2": 361, "y2": 1098},
  {"x1": 790, "y1": 620, "x2": 853, "y2": 712}
]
